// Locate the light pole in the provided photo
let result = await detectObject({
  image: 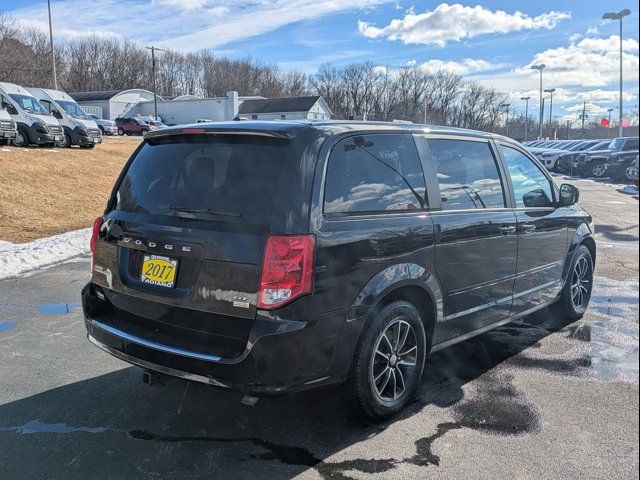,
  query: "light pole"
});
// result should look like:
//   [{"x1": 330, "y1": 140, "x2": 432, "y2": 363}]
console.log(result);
[
  {"x1": 521, "y1": 96, "x2": 530, "y2": 141},
  {"x1": 607, "y1": 108, "x2": 614, "y2": 136},
  {"x1": 47, "y1": 0, "x2": 57, "y2": 90},
  {"x1": 544, "y1": 88, "x2": 555, "y2": 138},
  {"x1": 603, "y1": 9, "x2": 631, "y2": 137},
  {"x1": 145, "y1": 46, "x2": 165, "y2": 121},
  {"x1": 500, "y1": 103, "x2": 511, "y2": 137},
  {"x1": 530, "y1": 64, "x2": 545, "y2": 139}
]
